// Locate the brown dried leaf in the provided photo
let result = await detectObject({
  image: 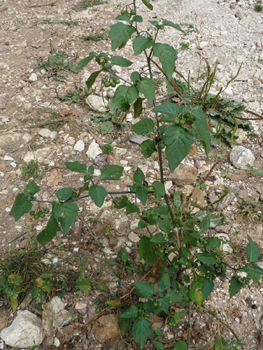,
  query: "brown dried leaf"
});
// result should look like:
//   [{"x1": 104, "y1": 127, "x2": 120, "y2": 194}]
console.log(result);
[{"x1": 47, "y1": 168, "x2": 63, "y2": 187}]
